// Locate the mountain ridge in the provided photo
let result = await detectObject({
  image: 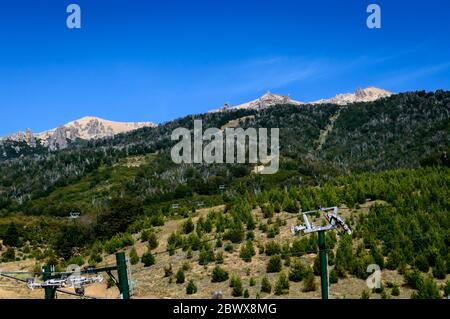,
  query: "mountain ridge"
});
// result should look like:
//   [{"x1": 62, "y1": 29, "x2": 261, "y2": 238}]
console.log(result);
[
  {"x1": 1, "y1": 116, "x2": 156, "y2": 150},
  {"x1": 210, "y1": 86, "x2": 393, "y2": 112}
]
